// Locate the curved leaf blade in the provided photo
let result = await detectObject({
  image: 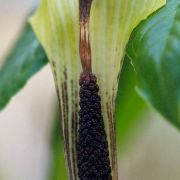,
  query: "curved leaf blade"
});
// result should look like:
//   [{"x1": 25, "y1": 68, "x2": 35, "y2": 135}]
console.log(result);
[
  {"x1": 127, "y1": 0, "x2": 180, "y2": 128},
  {"x1": 0, "y1": 22, "x2": 48, "y2": 110},
  {"x1": 116, "y1": 59, "x2": 146, "y2": 147}
]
